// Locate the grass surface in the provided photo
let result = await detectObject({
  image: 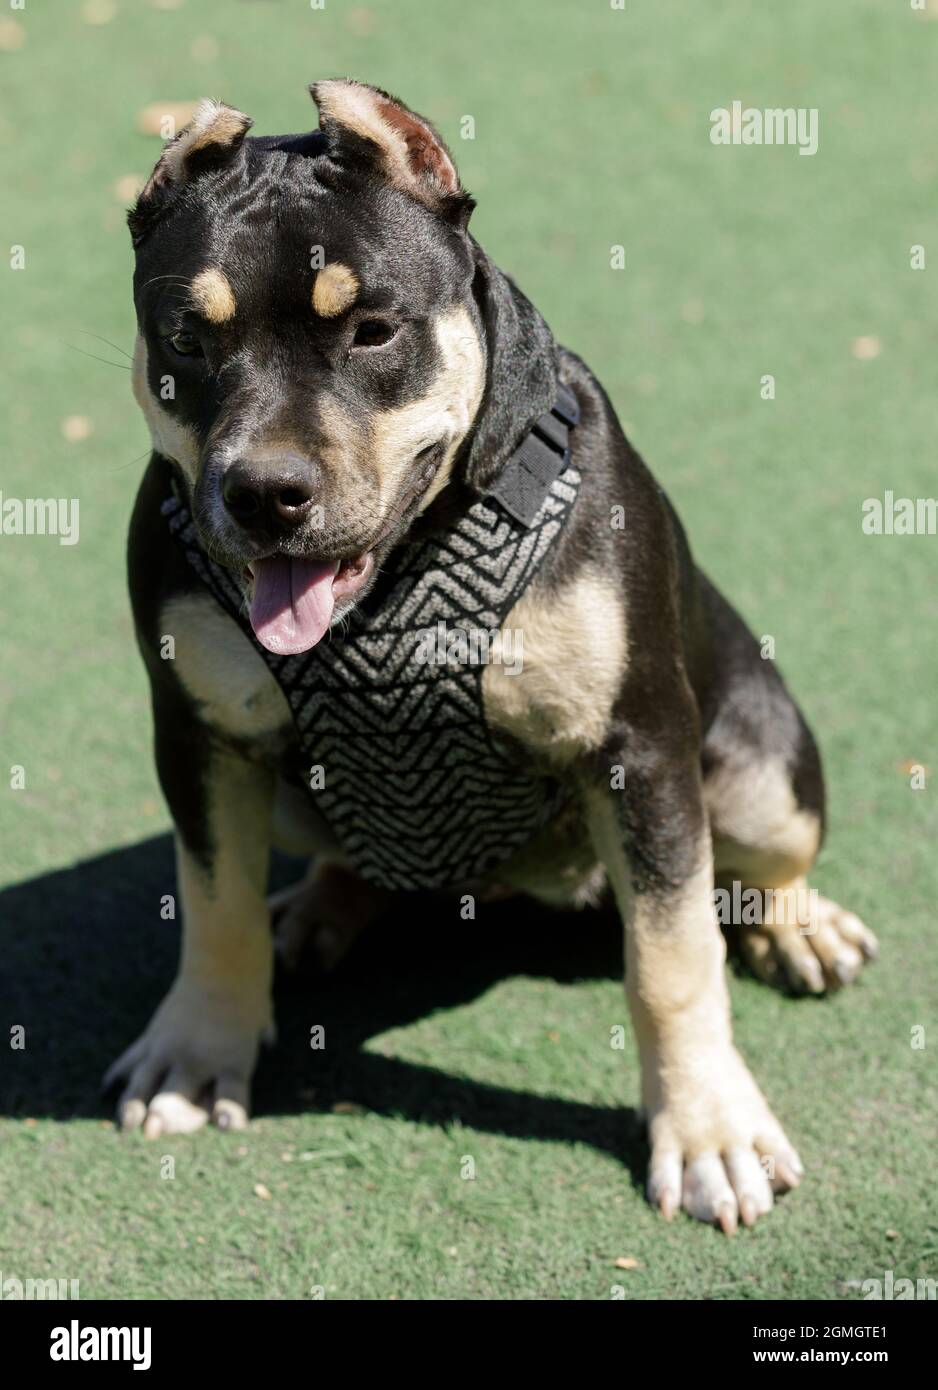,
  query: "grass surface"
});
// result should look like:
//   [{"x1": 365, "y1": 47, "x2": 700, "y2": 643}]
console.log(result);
[{"x1": 1, "y1": 0, "x2": 936, "y2": 1300}]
